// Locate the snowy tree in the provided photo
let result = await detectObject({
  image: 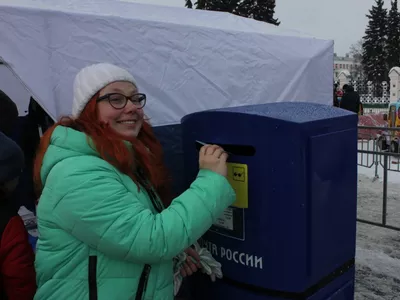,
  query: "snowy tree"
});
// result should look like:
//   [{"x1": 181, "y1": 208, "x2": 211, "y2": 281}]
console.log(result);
[
  {"x1": 185, "y1": 0, "x2": 209, "y2": 9},
  {"x1": 349, "y1": 40, "x2": 364, "y2": 80},
  {"x1": 249, "y1": 0, "x2": 280, "y2": 25},
  {"x1": 386, "y1": 0, "x2": 400, "y2": 69},
  {"x1": 184, "y1": 0, "x2": 280, "y2": 26},
  {"x1": 362, "y1": 0, "x2": 388, "y2": 84},
  {"x1": 349, "y1": 39, "x2": 363, "y2": 62},
  {"x1": 185, "y1": 0, "x2": 193, "y2": 8},
  {"x1": 185, "y1": 0, "x2": 239, "y2": 11}
]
